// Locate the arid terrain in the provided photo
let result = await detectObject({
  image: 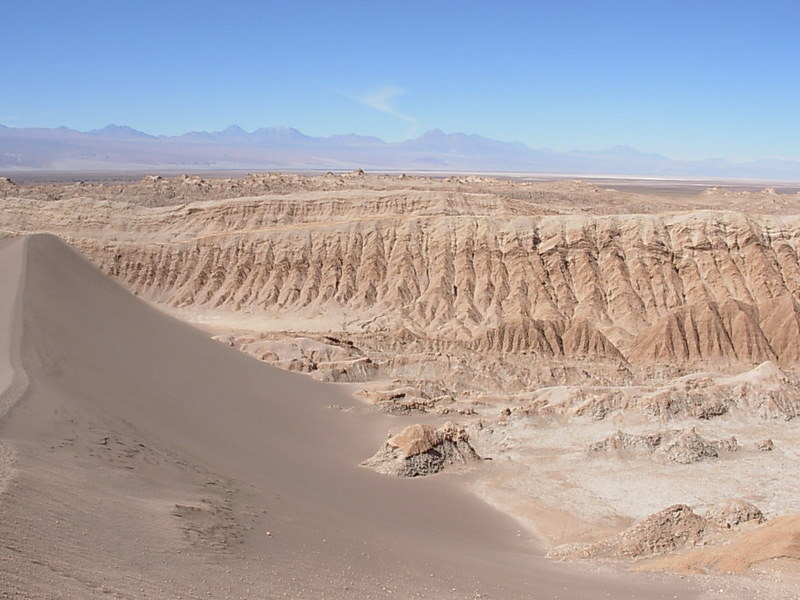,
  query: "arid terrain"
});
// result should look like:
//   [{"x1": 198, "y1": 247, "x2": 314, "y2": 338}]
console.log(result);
[{"x1": 3, "y1": 172, "x2": 800, "y2": 598}]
